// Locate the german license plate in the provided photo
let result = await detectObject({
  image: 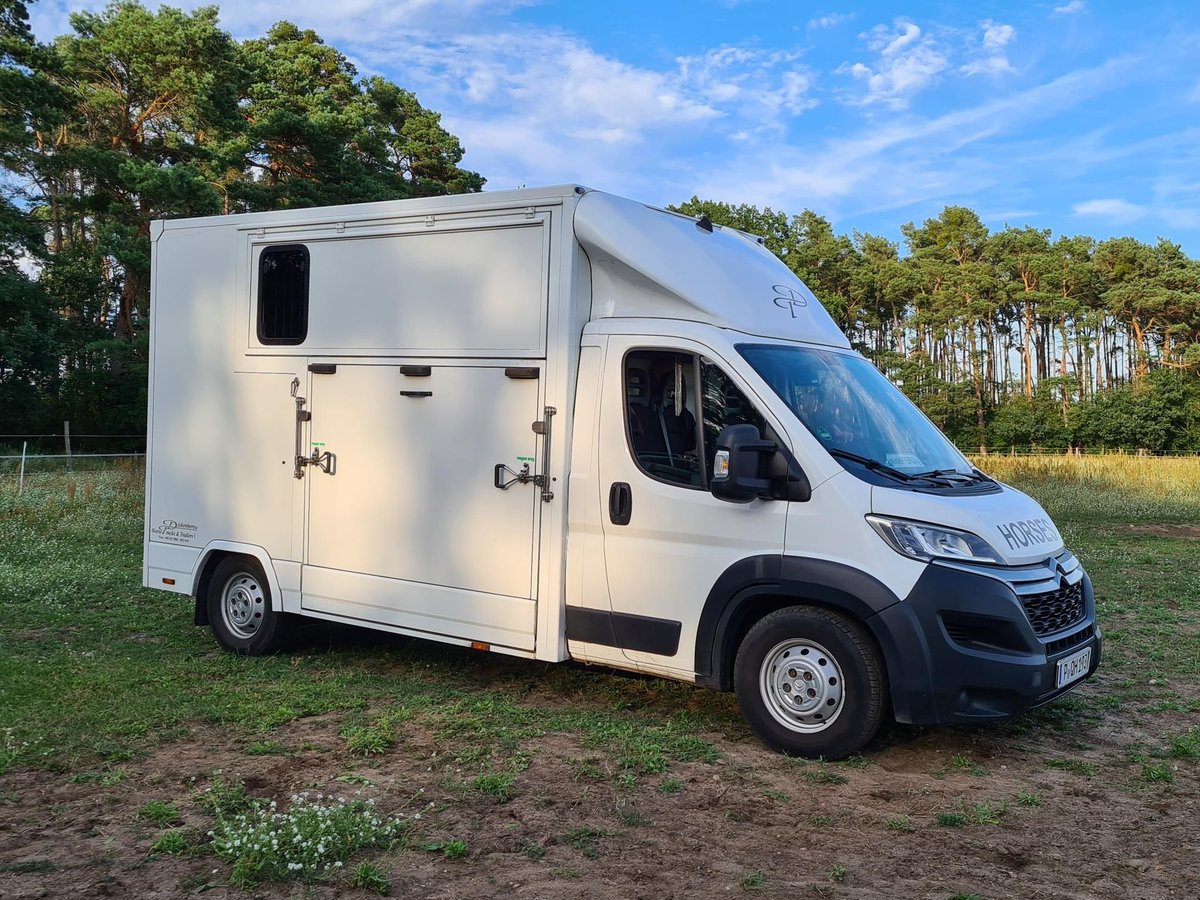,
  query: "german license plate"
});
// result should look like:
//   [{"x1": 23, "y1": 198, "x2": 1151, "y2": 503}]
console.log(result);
[{"x1": 1055, "y1": 646, "x2": 1092, "y2": 688}]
